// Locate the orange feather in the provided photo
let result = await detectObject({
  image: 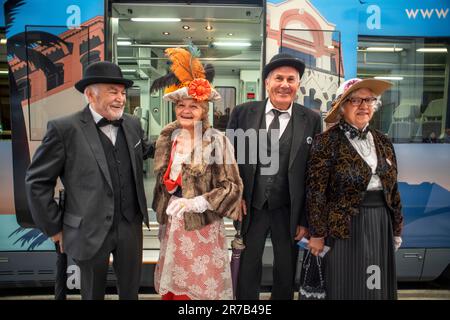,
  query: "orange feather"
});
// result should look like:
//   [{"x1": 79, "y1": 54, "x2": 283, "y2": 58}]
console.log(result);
[{"x1": 165, "y1": 48, "x2": 205, "y2": 83}]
